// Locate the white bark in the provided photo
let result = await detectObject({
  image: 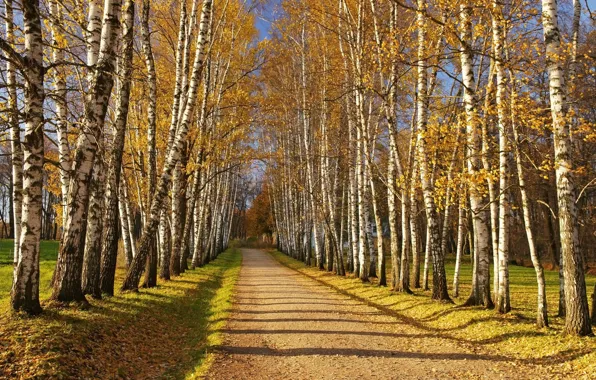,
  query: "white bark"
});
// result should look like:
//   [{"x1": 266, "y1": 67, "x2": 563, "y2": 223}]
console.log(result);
[
  {"x1": 492, "y1": 0, "x2": 510, "y2": 314},
  {"x1": 453, "y1": 190, "x2": 466, "y2": 298},
  {"x1": 510, "y1": 80, "x2": 548, "y2": 327},
  {"x1": 122, "y1": 0, "x2": 213, "y2": 291},
  {"x1": 53, "y1": 0, "x2": 123, "y2": 303},
  {"x1": 415, "y1": 0, "x2": 450, "y2": 301},
  {"x1": 3, "y1": 0, "x2": 23, "y2": 275},
  {"x1": 460, "y1": 4, "x2": 493, "y2": 308},
  {"x1": 48, "y1": 0, "x2": 71, "y2": 223},
  {"x1": 540, "y1": 0, "x2": 591, "y2": 335},
  {"x1": 119, "y1": 188, "x2": 134, "y2": 268},
  {"x1": 10, "y1": 0, "x2": 45, "y2": 314}
]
